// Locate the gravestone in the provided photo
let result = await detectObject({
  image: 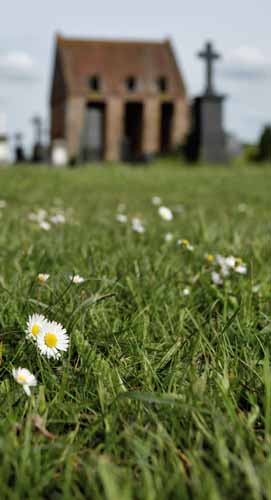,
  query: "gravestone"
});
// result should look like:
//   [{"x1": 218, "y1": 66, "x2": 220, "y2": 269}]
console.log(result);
[
  {"x1": 32, "y1": 115, "x2": 44, "y2": 163},
  {"x1": 51, "y1": 140, "x2": 68, "y2": 167},
  {"x1": 186, "y1": 42, "x2": 228, "y2": 163},
  {"x1": 14, "y1": 133, "x2": 26, "y2": 163},
  {"x1": 0, "y1": 113, "x2": 10, "y2": 165}
]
